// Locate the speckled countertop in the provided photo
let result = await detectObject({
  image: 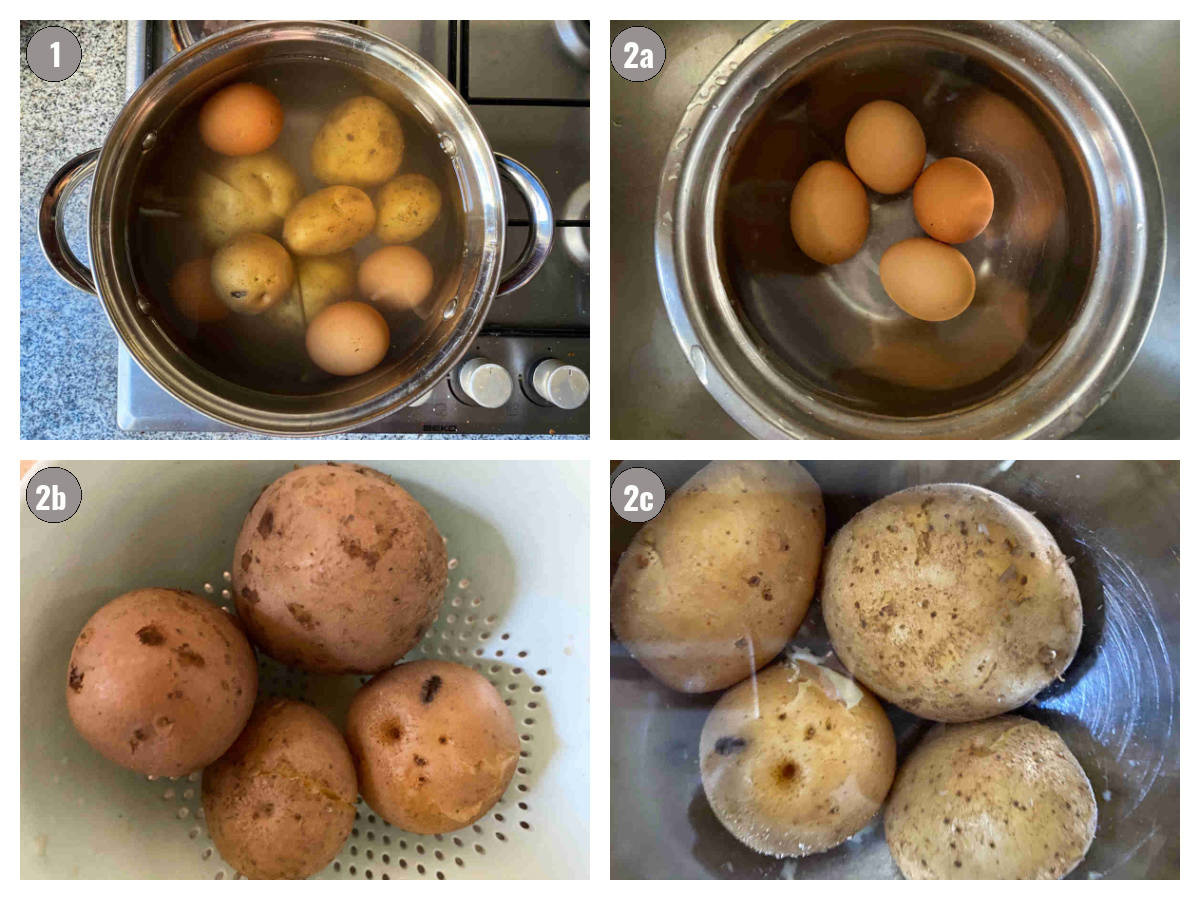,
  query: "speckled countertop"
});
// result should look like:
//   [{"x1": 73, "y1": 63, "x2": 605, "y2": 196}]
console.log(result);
[{"x1": 19, "y1": 20, "x2": 577, "y2": 440}]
